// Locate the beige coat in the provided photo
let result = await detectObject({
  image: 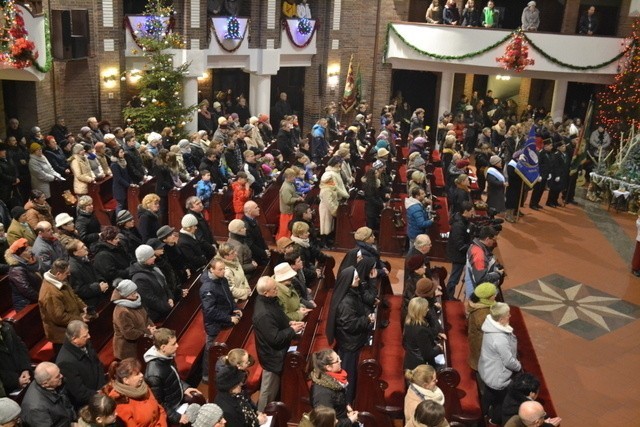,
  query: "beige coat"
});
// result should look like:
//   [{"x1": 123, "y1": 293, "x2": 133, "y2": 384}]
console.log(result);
[
  {"x1": 69, "y1": 154, "x2": 95, "y2": 195},
  {"x1": 324, "y1": 165, "x2": 349, "y2": 201},
  {"x1": 404, "y1": 384, "x2": 447, "y2": 427},
  {"x1": 279, "y1": 180, "x2": 299, "y2": 214},
  {"x1": 214, "y1": 254, "x2": 251, "y2": 301},
  {"x1": 38, "y1": 272, "x2": 86, "y2": 344},
  {"x1": 318, "y1": 183, "x2": 338, "y2": 235}
]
